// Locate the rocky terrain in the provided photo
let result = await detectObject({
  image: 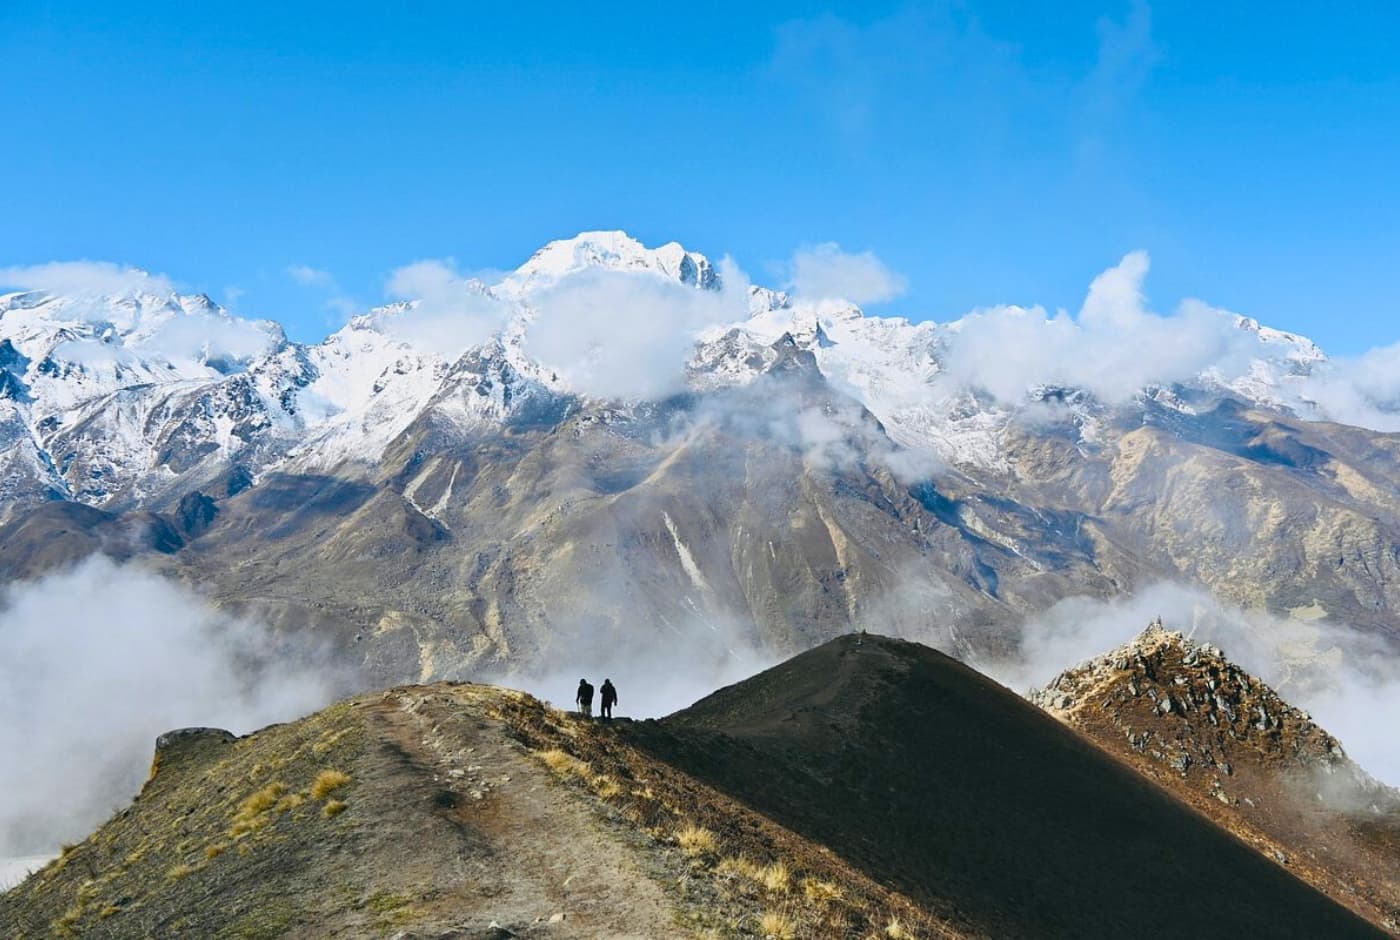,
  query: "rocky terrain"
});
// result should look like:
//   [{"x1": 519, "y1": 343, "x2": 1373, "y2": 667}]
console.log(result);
[
  {"x1": 2, "y1": 232, "x2": 1400, "y2": 688},
  {"x1": 4, "y1": 634, "x2": 1386, "y2": 939},
  {"x1": 1033, "y1": 622, "x2": 1400, "y2": 932}
]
